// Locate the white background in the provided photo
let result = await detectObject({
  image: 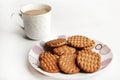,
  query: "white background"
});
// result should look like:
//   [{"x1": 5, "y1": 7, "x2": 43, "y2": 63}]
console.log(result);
[{"x1": 0, "y1": 0, "x2": 120, "y2": 80}]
